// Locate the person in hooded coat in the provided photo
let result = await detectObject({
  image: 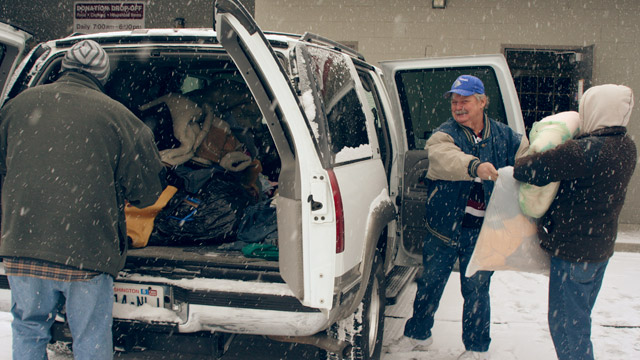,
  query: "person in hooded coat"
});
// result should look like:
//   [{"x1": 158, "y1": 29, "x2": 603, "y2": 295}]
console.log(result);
[
  {"x1": 513, "y1": 84, "x2": 637, "y2": 360},
  {"x1": 0, "y1": 40, "x2": 165, "y2": 359}
]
